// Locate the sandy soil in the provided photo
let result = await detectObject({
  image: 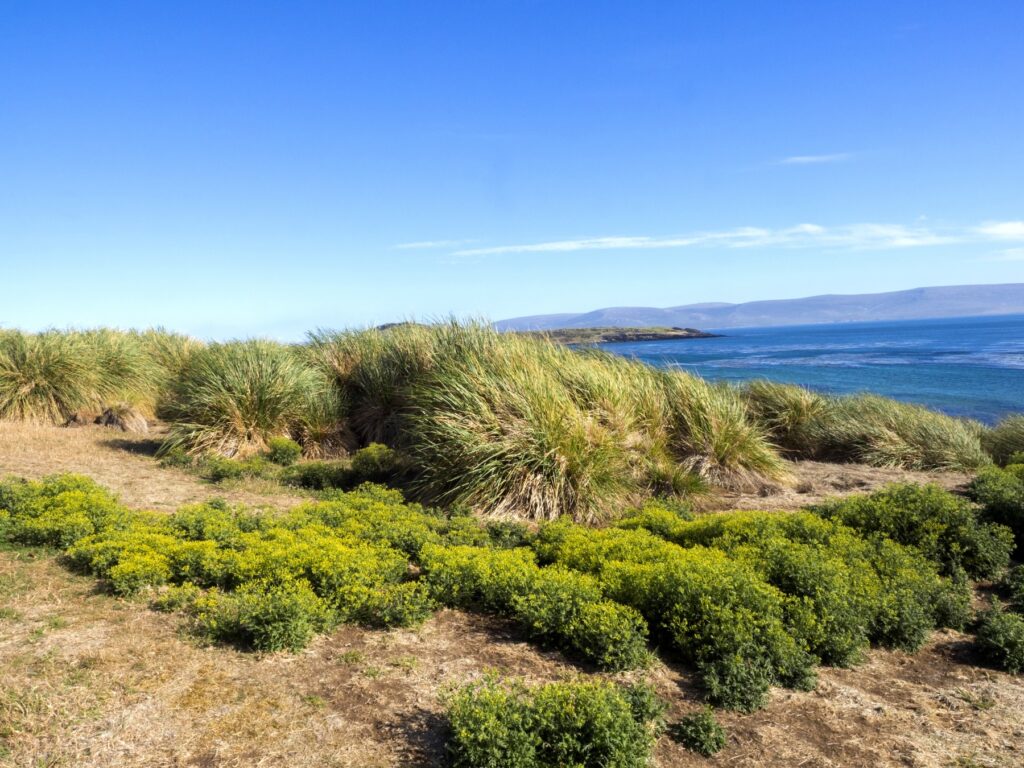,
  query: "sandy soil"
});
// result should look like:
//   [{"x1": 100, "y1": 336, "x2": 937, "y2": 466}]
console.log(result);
[{"x1": 0, "y1": 423, "x2": 1021, "y2": 767}]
